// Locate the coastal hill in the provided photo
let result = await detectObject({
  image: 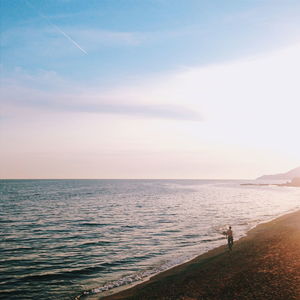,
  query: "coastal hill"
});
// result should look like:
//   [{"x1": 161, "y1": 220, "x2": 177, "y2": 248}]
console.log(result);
[
  {"x1": 279, "y1": 177, "x2": 300, "y2": 187},
  {"x1": 257, "y1": 166, "x2": 300, "y2": 180}
]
